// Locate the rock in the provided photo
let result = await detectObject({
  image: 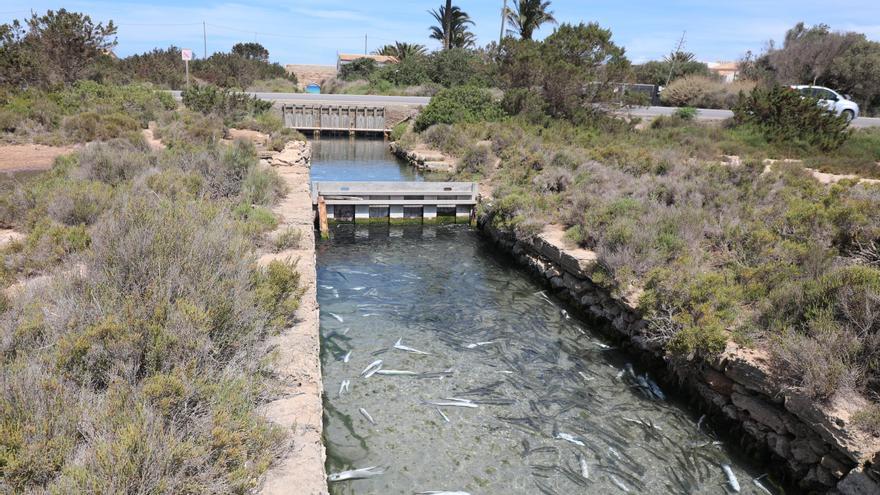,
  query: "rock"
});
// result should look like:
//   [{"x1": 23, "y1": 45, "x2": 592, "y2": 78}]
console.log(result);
[
  {"x1": 791, "y1": 438, "x2": 821, "y2": 464},
  {"x1": 816, "y1": 466, "x2": 836, "y2": 487},
  {"x1": 612, "y1": 315, "x2": 627, "y2": 332},
  {"x1": 743, "y1": 419, "x2": 767, "y2": 442},
  {"x1": 837, "y1": 467, "x2": 880, "y2": 495},
  {"x1": 821, "y1": 455, "x2": 849, "y2": 479},
  {"x1": 767, "y1": 432, "x2": 791, "y2": 458},
  {"x1": 722, "y1": 404, "x2": 739, "y2": 421},
  {"x1": 550, "y1": 276, "x2": 564, "y2": 289},
  {"x1": 695, "y1": 381, "x2": 730, "y2": 408},
  {"x1": 580, "y1": 294, "x2": 597, "y2": 306},
  {"x1": 704, "y1": 368, "x2": 735, "y2": 396},
  {"x1": 271, "y1": 140, "x2": 311, "y2": 168},
  {"x1": 723, "y1": 344, "x2": 783, "y2": 398},
  {"x1": 731, "y1": 392, "x2": 787, "y2": 435},
  {"x1": 784, "y1": 394, "x2": 878, "y2": 464}
]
